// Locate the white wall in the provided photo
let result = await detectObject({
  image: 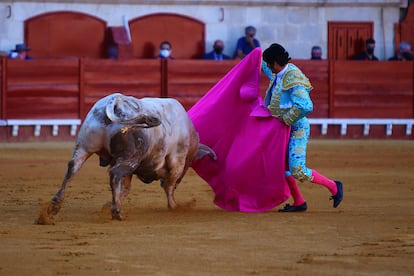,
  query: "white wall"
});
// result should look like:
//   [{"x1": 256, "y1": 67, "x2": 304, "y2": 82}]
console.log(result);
[{"x1": 0, "y1": 0, "x2": 405, "y2": 60}]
